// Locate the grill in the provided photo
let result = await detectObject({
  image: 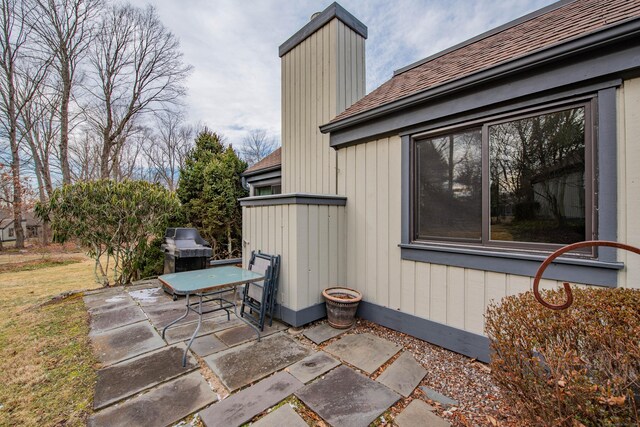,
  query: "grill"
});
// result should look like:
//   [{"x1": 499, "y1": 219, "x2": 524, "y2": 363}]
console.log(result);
[{"x1": 162, "y1": 228, "x2": 212, "y2": 298}]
